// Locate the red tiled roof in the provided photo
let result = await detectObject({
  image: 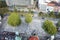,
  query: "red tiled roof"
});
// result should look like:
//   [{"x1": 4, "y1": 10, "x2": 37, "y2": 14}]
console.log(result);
[
  {"x1": 47, "y1": 1, "x2": 60, "y2": 6},
  {"x1": 47, "y1": 1, "x2": 57, "y2": 6}
]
